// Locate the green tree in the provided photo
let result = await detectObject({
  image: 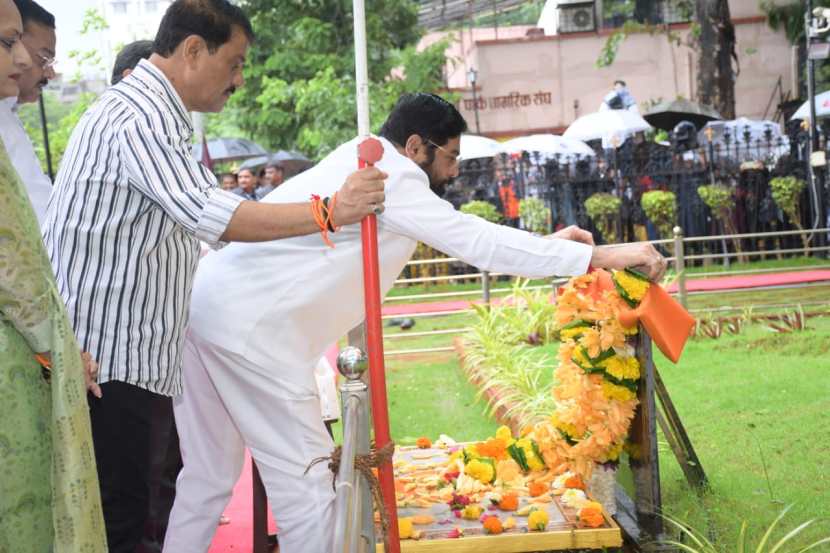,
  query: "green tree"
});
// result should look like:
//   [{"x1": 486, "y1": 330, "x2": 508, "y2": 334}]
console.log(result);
[
  {"x1": 16, "y1": 91, "x2": 75, "y2": 172},
  {"x1": 762, "y1": 1, "x2": 830, "y2": 94},
  {"x1": 595, "y1": 0, "x2": 737, "y2": 119},
  {"x1": 19, "y1": 8, "x2": 108, "y2": 172},
  {"x1": 225, "y1": 0, "x2": 451, "y2": 160}
]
